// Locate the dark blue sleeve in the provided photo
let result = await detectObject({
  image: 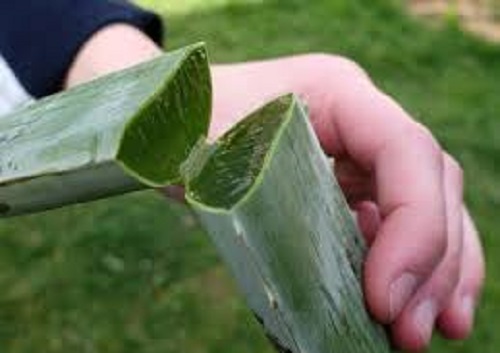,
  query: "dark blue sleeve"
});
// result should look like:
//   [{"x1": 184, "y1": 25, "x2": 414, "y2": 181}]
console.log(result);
[{"x1": 0, "y1": 0, "x2": 164, "y2": 98}]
